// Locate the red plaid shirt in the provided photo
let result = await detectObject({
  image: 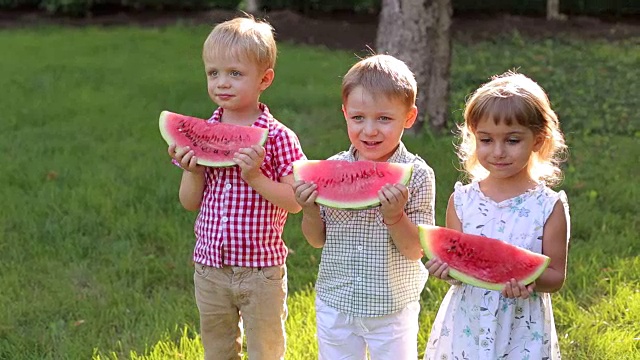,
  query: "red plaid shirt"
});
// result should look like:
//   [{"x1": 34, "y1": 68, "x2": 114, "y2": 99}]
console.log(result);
[{"x1": 179, "y1": 104, "x2": 306, "y2": 268}]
